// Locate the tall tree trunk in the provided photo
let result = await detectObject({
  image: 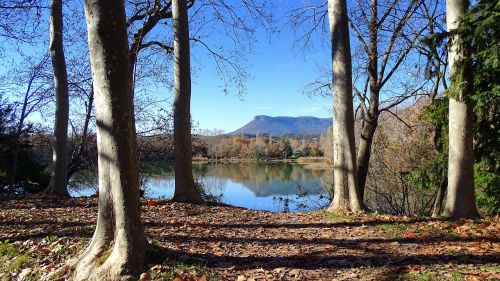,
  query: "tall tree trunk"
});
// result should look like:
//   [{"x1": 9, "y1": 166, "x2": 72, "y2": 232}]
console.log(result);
[
  {"x1": 10, "y1": 85, "x2": 30, "y2": 186},
  {"x1": 356, "y1": 117, "x2": 377, "y2": 201},
  {"x1": 68, "y1": 89, "x2": 94, "y2": 180},
  {"x1": 10, "y1": 128, "x2": 22, "y2": 186},
  {"x1": 326, "y1": 0, "x2": 362, "y2": 212},
  {"x1": 61, "y1": 1, "x2": 147, "y2": 279},
  {"x1": 442, "y1": 0, "x2": 478, "y2": 218},
  {"x1": 429, "y1": 79, "x2": 448, "y2": 219},
  {"x1": 171, "y1": 0, "x2": 203, "y2": 203},
  {"x1": 44, "y1": 0, "x2": 69, "y2": 197},
  {"x1": 356, "y1": 0, "x2": 379, "y2": 202},
  {"x1": 432, "y1": 177, "x2": 447, "y2": 217}
]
